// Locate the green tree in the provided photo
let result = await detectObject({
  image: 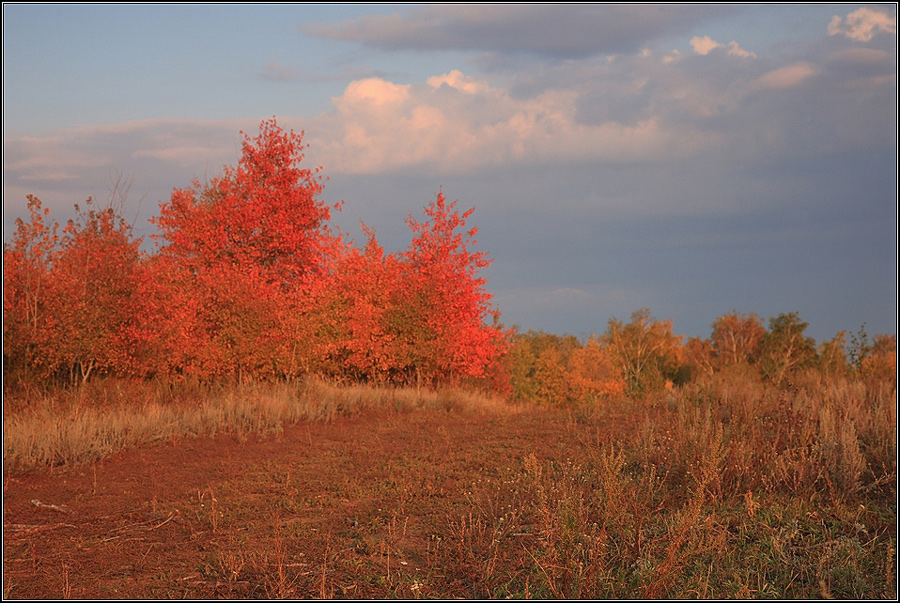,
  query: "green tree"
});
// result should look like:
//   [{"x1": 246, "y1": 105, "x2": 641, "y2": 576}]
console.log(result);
[{"x1": 507, "y1": 330, "x2": 580, "y2": 405}]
